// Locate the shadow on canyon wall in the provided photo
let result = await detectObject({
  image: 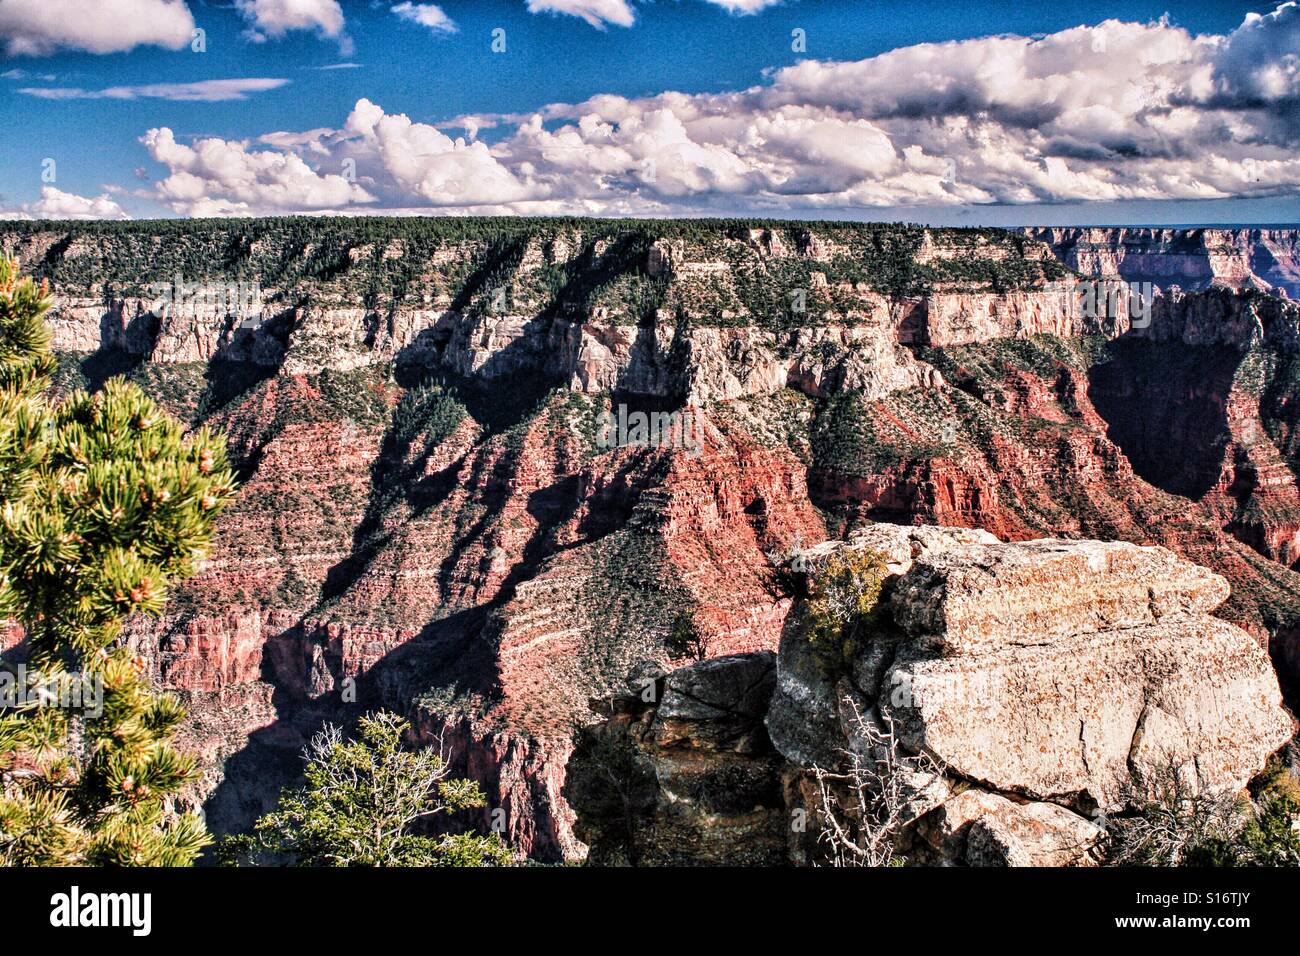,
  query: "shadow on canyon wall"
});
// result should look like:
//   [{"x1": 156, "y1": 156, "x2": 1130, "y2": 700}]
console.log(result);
[{"x1": 1087, "y1": 338, "x2": 1241, "y2": 502}]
